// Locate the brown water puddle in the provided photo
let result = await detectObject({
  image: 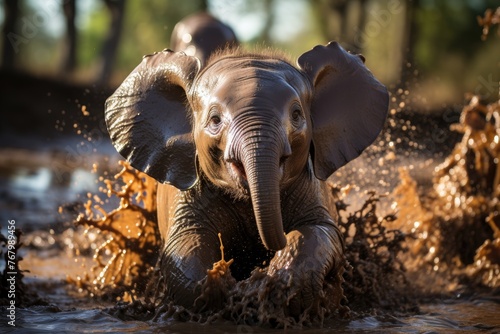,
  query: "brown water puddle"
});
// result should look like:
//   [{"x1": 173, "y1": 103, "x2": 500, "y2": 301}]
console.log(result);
[
  {"x1": 2, "y1": 97, "x2": 500, "y2": 332},
  {"x1": 68, "y1": 96, "x2": 499, "y2": 326}
]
